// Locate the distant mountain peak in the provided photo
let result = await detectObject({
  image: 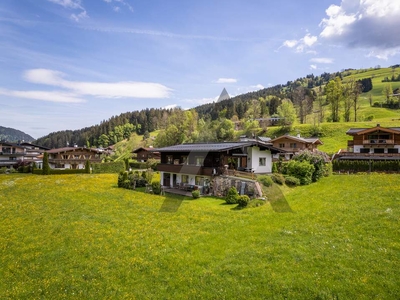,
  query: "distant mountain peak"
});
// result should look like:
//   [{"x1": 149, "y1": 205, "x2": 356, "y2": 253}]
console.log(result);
[
  {"x1": 217, "y1": 88, "x2": 230, "y2": 102},
  {"x1": 0, "y1": 126, "x2": 34, "y2": 142}
]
